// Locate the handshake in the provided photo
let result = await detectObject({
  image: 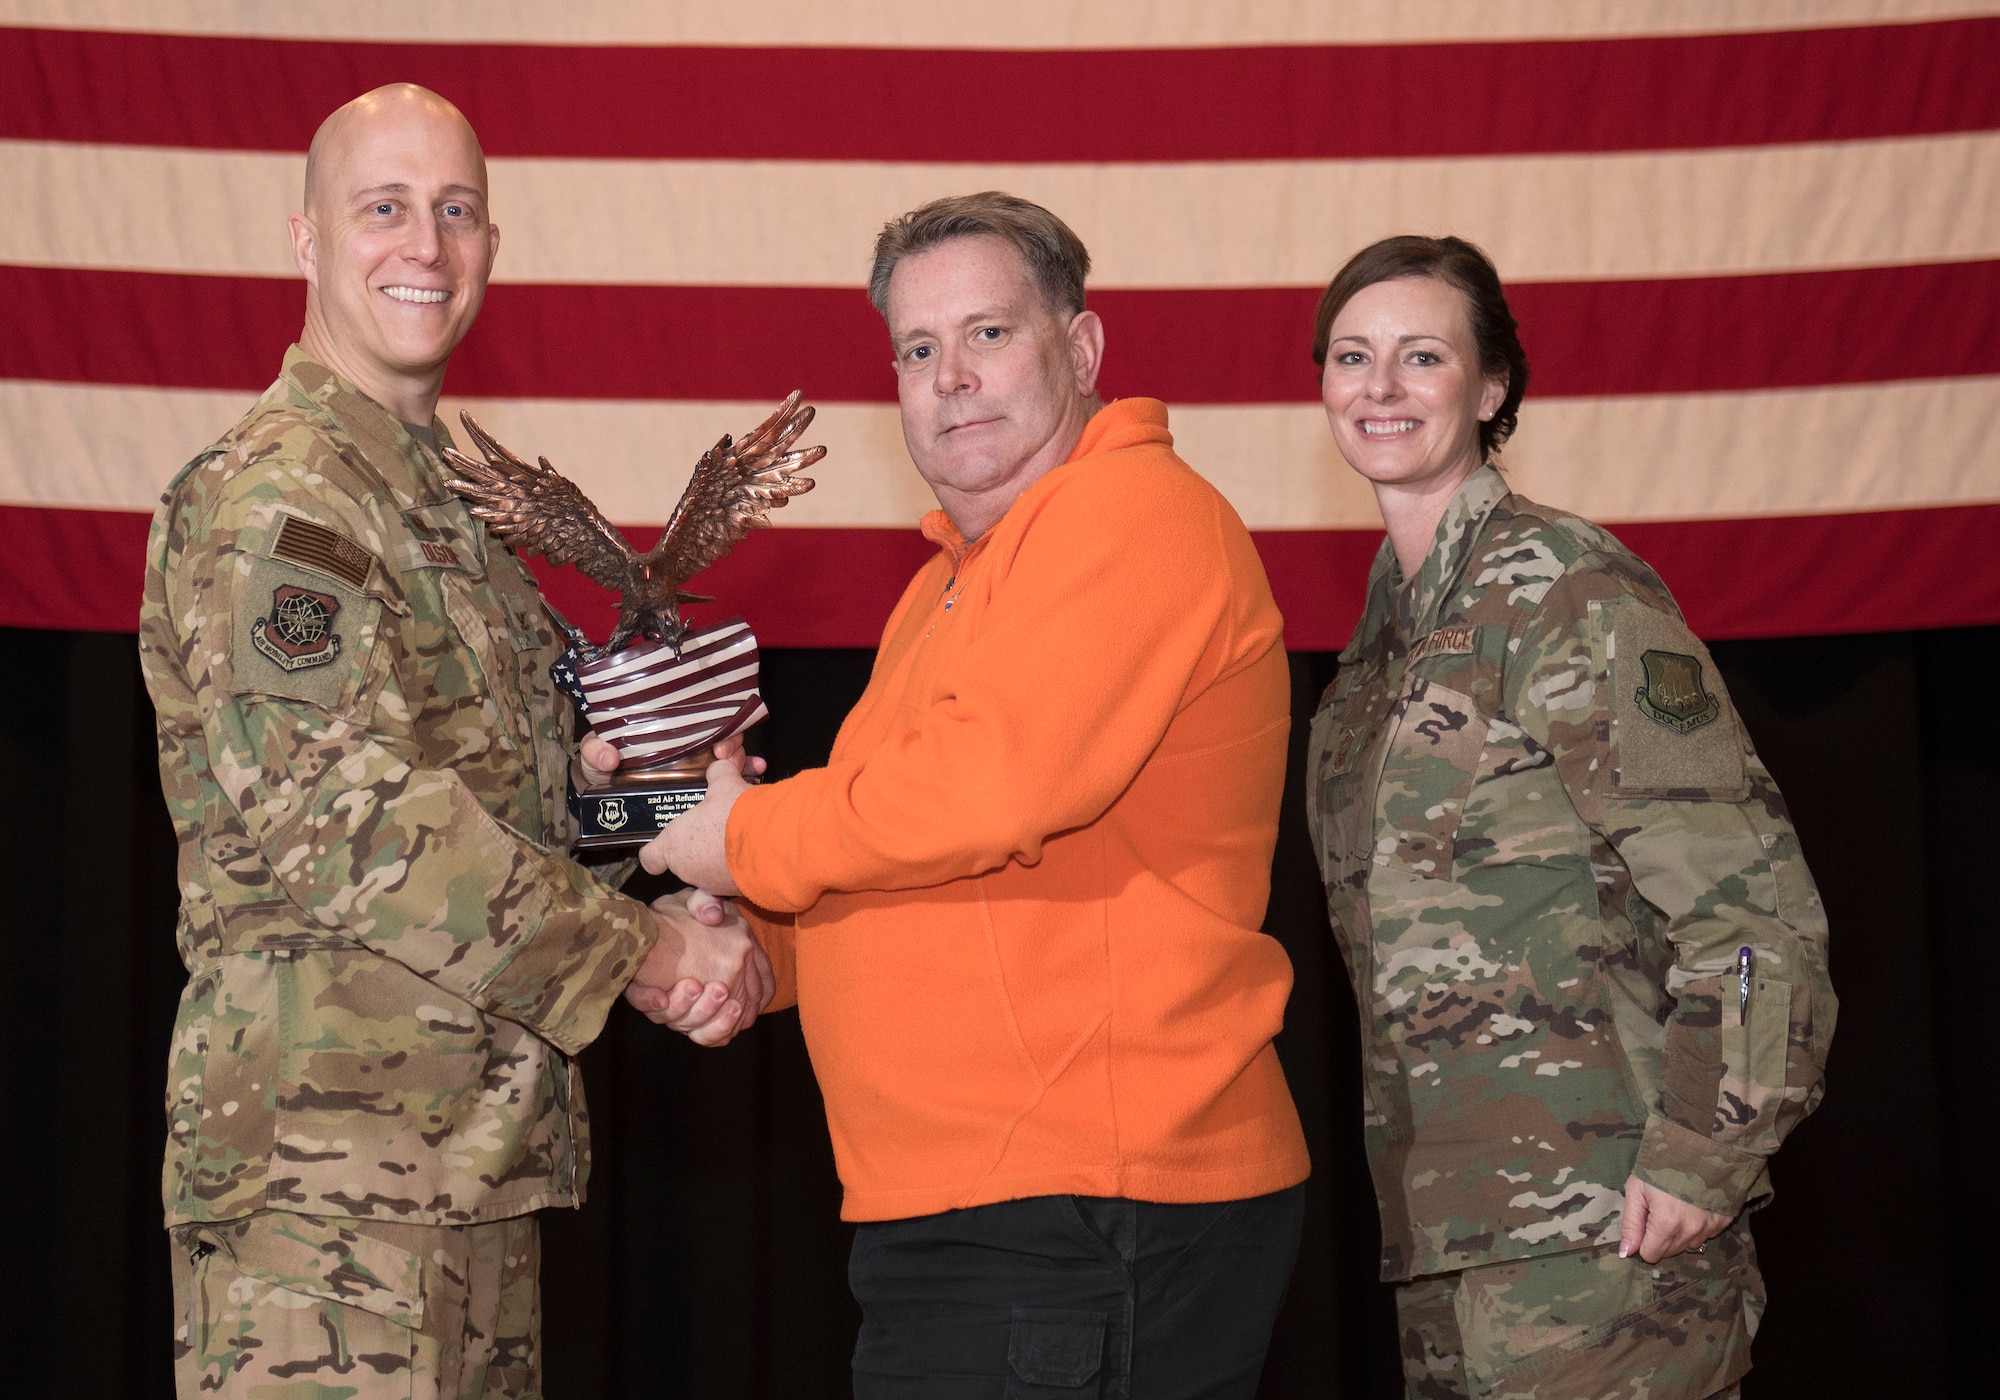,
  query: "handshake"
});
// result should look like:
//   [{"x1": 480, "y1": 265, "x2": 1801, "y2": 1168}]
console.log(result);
[{"x1": 581, "y1": 730, "x2": 772, "y2": 1048}]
